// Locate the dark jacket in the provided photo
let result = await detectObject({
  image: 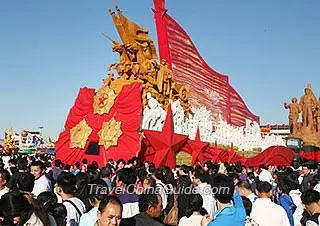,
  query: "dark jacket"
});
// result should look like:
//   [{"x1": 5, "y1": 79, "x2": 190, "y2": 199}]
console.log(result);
[{"x1": 120, "y1": 213, "x2": 165, "y2": 226}]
